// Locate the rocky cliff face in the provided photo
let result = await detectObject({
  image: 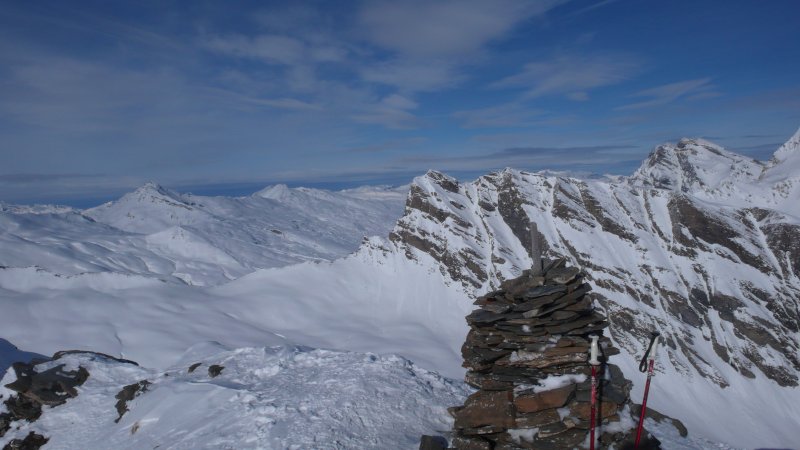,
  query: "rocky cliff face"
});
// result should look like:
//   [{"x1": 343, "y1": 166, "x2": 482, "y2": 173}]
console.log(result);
[{"x1": 382, "y1": 131, "x2": 800, "y2": 396}]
